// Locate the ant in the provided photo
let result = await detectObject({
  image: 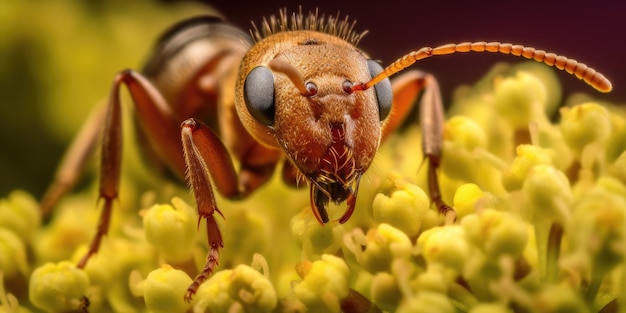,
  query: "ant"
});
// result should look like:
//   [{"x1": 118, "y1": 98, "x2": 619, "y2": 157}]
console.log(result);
[{"x1": 40, "y1": 8, "x2": 611, "y2": 302}]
